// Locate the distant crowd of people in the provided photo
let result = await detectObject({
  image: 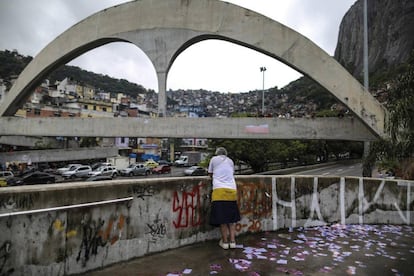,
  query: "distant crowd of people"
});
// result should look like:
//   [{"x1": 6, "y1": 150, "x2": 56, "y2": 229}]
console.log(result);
[{"x1": 1, "y1": 162, "x2": 35, "y2": 176}]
